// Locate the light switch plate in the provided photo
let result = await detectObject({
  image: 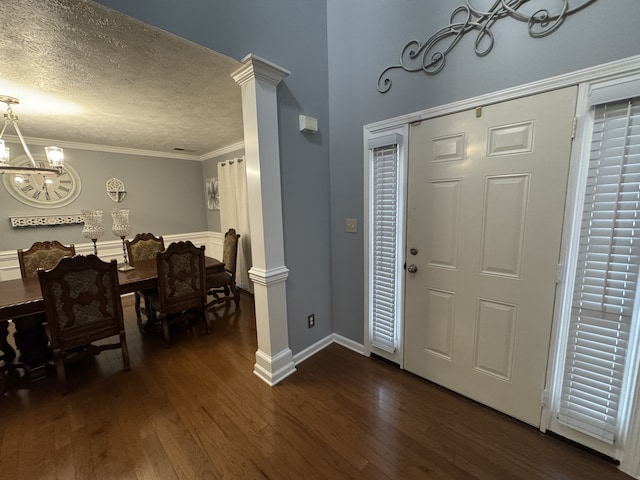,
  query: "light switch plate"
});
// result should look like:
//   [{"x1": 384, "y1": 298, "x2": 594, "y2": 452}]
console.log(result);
[{"x1": 345, "y1": 218, "x2": 358, "y2": 233}]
